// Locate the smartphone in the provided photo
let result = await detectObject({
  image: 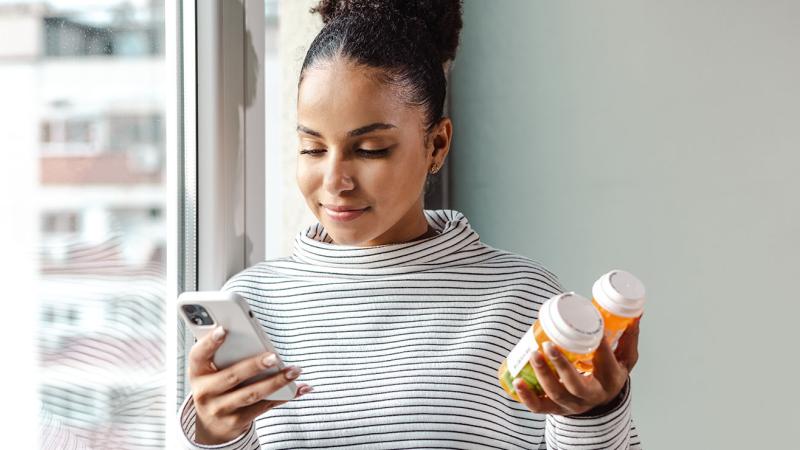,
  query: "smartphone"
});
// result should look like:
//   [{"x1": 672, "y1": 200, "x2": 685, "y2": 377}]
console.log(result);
[{"x1": 178, "y1": 290, "x2": 297, "y2": 401}]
